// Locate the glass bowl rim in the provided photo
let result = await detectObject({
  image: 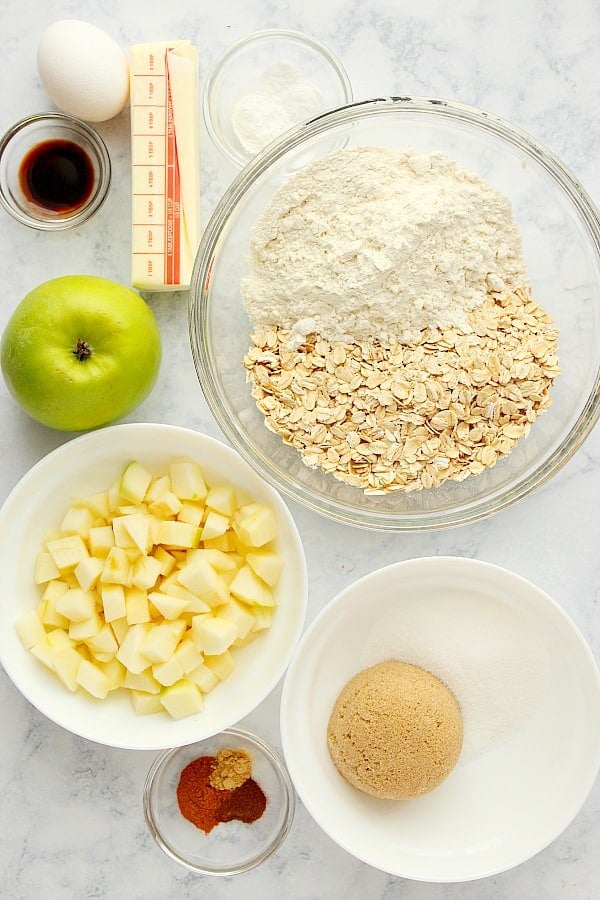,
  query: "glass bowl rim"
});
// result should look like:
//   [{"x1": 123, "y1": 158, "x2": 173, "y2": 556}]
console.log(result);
[
  {"x1": 201, "y1": 27, "x2": 353, "y2": 168},
  {"x1": 189, "y1": 95, "x2": 600, "y2": 532},
  {"x1": 0, "y1": 111, "x2": 111, "y2": 231},
  {"x1": 143, "y1": 726, "x2": 296, "y2": 875}
]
